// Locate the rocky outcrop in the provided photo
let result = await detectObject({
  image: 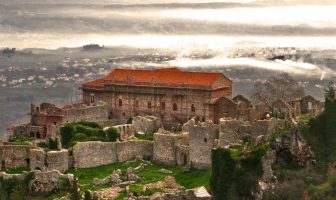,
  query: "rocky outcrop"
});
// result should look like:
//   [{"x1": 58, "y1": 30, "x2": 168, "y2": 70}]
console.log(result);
[
  {"x1": 186, "y1": 186, "x2": 212, "y2": 200},
  {"x1": 92, "y1": 169, "x2": 122, "y2": 185},
  {"x1": 144, "y1": 176, "x2": 185, "y2": 194},
  {"x1": 271, "y1": 129, "x2": 315, "y2": 167},
  {"x1": 258, "y1": 127, "x2": 316, "y2": 198}
]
